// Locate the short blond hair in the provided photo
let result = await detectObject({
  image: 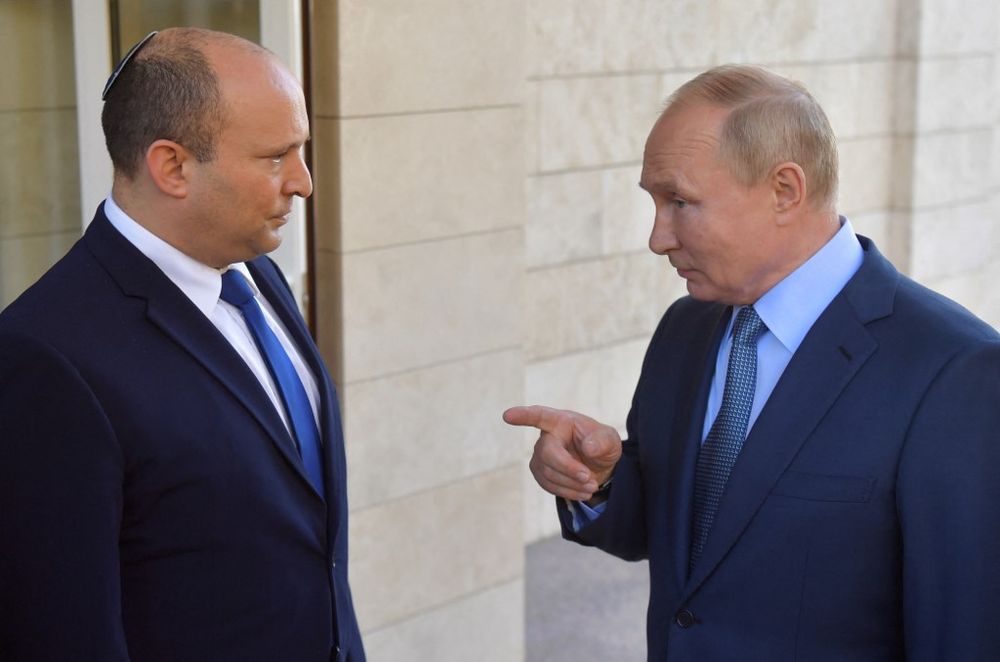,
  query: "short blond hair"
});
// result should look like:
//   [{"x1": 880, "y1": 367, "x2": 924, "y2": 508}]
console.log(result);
[{"x1": 667, "y1": 64, "x2": 839, "y2": 210}]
